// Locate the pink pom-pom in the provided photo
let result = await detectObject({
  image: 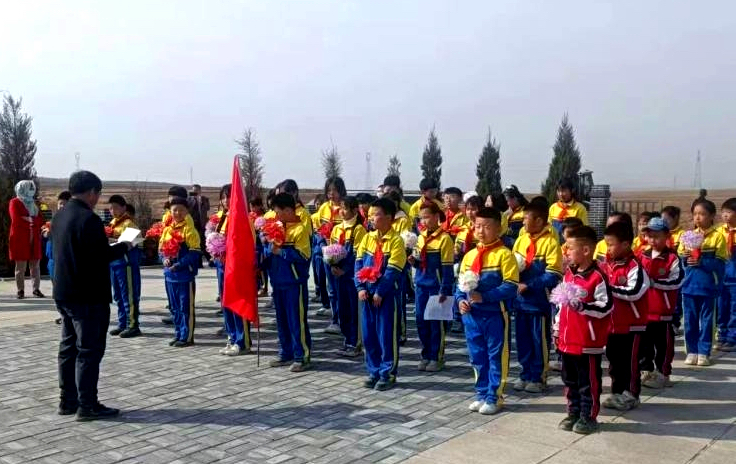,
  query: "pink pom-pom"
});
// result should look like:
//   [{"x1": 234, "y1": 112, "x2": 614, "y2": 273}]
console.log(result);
[
  {"x1": 550, "y1": 282, "x2": 586, "y2": 310},
  {"x1": 254, "y1": 216, "x2": 266, "y2": 230},
  {"x1": 205, "y1": 232, "x2": 227, "y2": 259},
  {"x1": 322, "y1": 244, "x2": 347, "y2": 265},
  {"x1": 681, "y1": 230, "x2": 704, "y2": 250}
]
